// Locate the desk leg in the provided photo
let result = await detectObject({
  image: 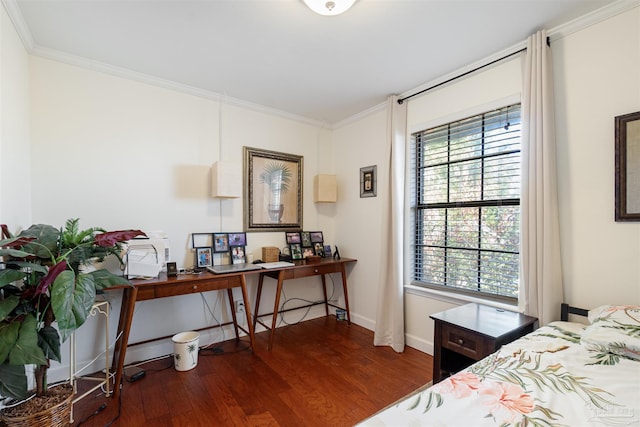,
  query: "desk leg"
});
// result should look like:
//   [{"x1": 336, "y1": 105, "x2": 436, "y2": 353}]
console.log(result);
[
  {"x1": 268, "y1": 270, "x2": 285, "y2": 350},
  {"x1": 340, "y1": 263, "x2": 351, "y2": 324},
  {"x1": 227, "y1": 288, "x2": 240, "y2": 341},
  {"x1": 253, "y1": 274, "x2": 265, "y2": 332},
  {"x1": 111, "y1": 285, "x2": 138, "y2": 399},
  {"x1": 321, "y1": 274, "x2": 329, "y2": 316},
  {"x1": 239, "y1": 274, "x2": 256, "y2": 352}
]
